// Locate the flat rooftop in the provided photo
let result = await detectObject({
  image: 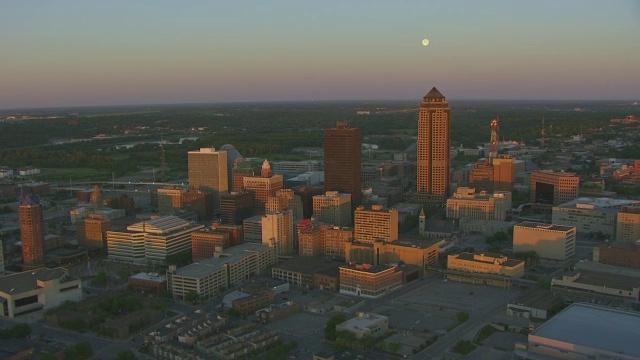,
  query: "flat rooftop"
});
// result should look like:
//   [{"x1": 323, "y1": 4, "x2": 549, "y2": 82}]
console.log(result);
[
  {"x1": 338, "y1": 312, "x2": 387, "y2": 332},
  {"x1": 0, "y1": 268, "x2": 69, "y2": 294},
  {"x1": 530, "y1": 303, "x2": 640, "y2": 358},
  {"x1": 129, "y1": 272, "x2": 166, "y2": 283},
  {"x1": 174, "y1": 242, "x2": 271, "y2": 279},
  {"x1": 515, "y1": 221, "x2": 574, "y2": 232},
  {"x1": 559, "y1": 269, "x2": 640, "y2": 291}
]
